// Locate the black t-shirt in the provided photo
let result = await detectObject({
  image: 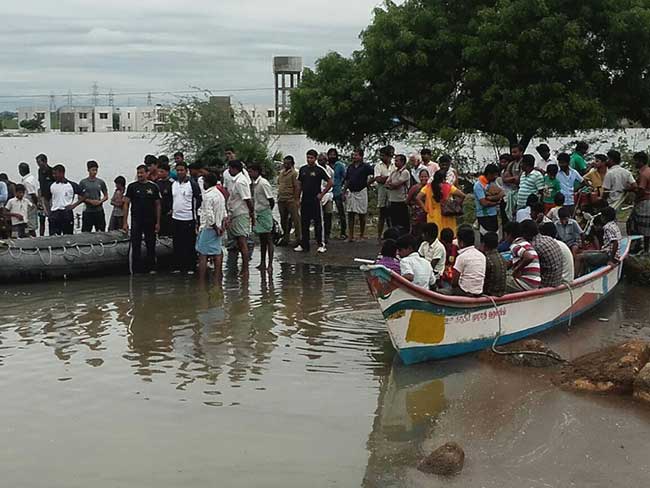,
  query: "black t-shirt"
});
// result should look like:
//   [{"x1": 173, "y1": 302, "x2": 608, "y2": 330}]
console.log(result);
[
  {"x1": 126, "y1": 181, "x2": 161, "y2": 222},
  {"x1": 298, "y1": 165, "x2": 329, "y2": 202},
  {"x1": 345, "y1": 163, "x2": 374, "y2": 192},
  {"x1": 38, "y1": 166, "x2": 54, "y2": 200},
  {"x1": 156, "y1": 178, "x2": 173, "y2": 215}
]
